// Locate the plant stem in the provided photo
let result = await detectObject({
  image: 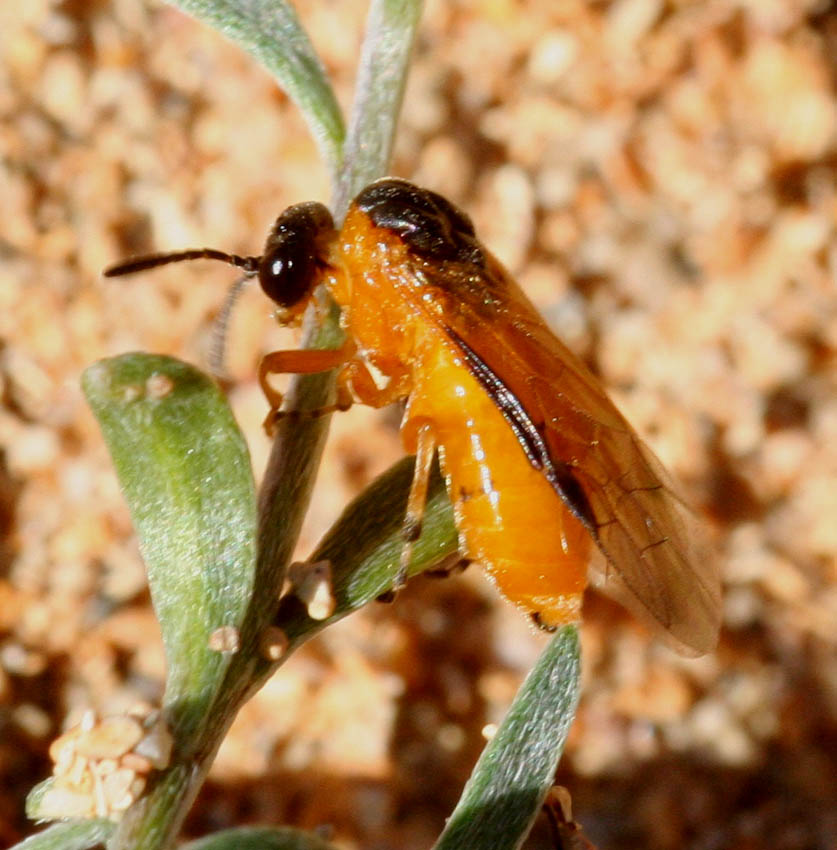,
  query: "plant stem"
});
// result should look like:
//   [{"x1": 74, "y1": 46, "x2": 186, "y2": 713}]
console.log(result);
[
  {"x1": 332, "y1": 0, "x2": 425, "y2": 217},
  {"x1": 109, "y1": 2, "x2": 425, "y2": 847}
]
